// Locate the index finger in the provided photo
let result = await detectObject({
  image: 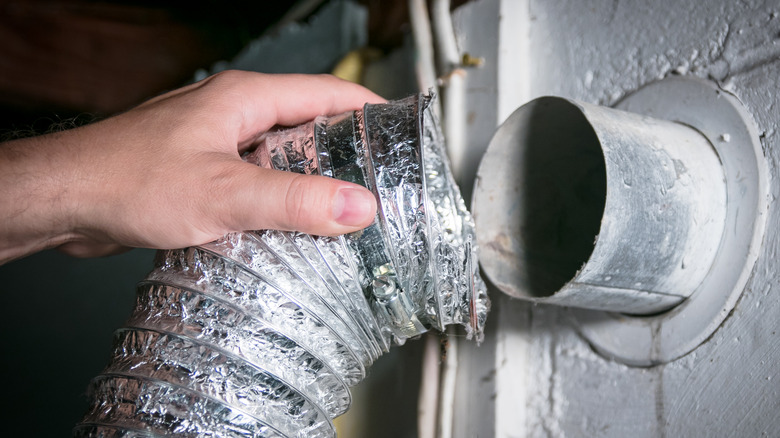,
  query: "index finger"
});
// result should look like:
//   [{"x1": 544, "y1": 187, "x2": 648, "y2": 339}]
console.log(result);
[{"x1": 208, "y1": 71, "x2": 386, "y2": 144}]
